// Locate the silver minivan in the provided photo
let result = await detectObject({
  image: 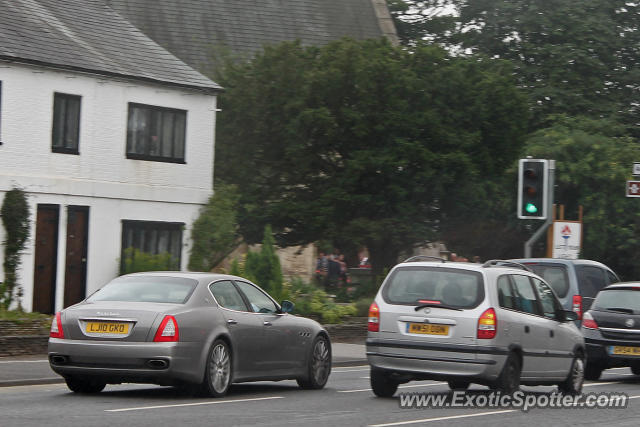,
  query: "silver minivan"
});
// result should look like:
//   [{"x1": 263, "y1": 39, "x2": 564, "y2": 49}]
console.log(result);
[{"x1": 366, "y1": 257, "x2": 585, "y2": 396}]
